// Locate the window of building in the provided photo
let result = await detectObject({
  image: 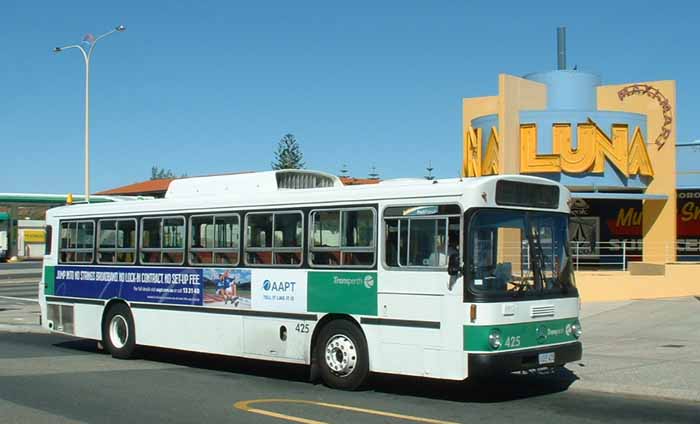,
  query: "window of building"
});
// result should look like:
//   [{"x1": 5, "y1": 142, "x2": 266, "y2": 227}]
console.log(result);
[
  {"x1": 189, "y1": 214, "x2": 240, "y2": 265},
  {"x1": 245, "y1": 211, "x2": 302, "y2": 266},
  {"x1": 140, "y1": 216, "x2": 185, "y2": 264},
  {"x1": 310, "y1": 208, "x2": 376, "y2": 267},
  {"x1": 98, "y1": 219, "x2": 137, "y2": 264},
  {"x1": 59, "y1": 220, "x2": 94, "y2": 263},
  {"x1": 384, "y1": 204, "x2": 460, "y2": 269}
]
